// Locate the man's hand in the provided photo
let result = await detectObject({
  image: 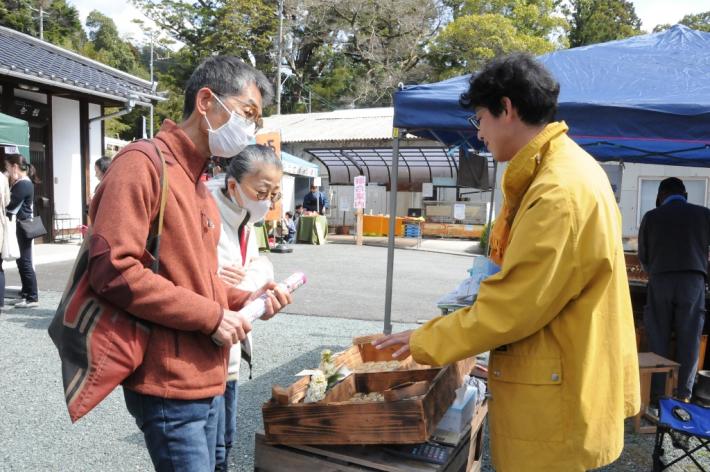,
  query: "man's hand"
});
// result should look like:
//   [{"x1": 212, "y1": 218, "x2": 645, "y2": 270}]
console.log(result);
[
  {"x1": 371, "y1": 330, "x2": 414, "y2": 359},
  {"x1": 249, "y1": 281, "x2": 293, "y2": 321},
  {"x1": 211, "y1": 309, "x2": 252, "y2": 347},
  {"x1": 219, "y1": 265, "x2": 246, "y2": 286}
]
